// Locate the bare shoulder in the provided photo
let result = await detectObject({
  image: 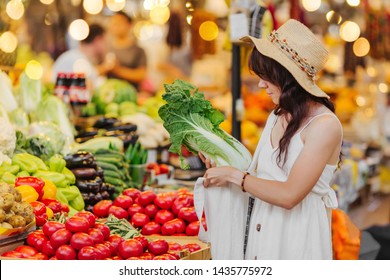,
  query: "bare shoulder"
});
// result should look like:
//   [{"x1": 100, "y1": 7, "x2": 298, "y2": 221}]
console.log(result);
[{"x1": 305, "y1": 114, "x2": 343, "y2": 144}]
